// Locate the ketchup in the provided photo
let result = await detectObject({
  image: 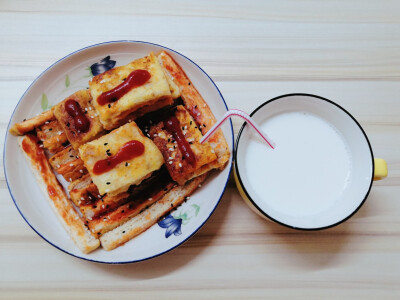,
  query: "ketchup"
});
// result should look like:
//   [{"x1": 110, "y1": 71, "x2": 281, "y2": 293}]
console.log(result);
[
  {"x1": 164, "y1": 115, "x2": 196, "y2": 165},
  {"x1": 97, "y1": 69, "x2": 151, "y2": 106},
  {"x1": 93, "y1": 140, "x2": 145, "y2": 175},
  {"x1": 65, "y1": 99, "x2": 90, "y2": 133}
]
